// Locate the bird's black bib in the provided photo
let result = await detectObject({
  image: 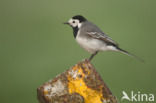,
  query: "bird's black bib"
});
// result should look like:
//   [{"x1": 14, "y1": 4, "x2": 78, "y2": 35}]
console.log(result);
[{"x1": 72, "y1": 26, "x2": 79, "y2": 38}]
